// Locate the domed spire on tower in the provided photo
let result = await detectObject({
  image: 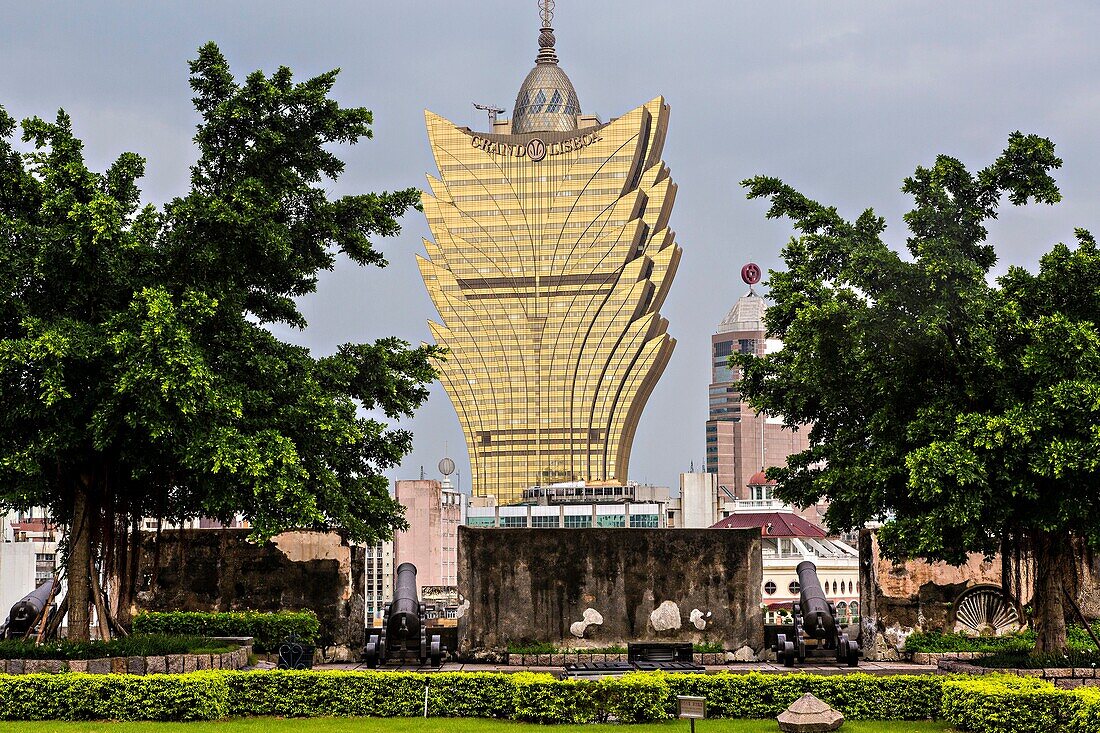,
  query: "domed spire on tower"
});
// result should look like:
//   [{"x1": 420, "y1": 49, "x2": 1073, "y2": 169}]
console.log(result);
[{"x1": 512, "y1": 0, "x2": 581, "y2": 134}]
